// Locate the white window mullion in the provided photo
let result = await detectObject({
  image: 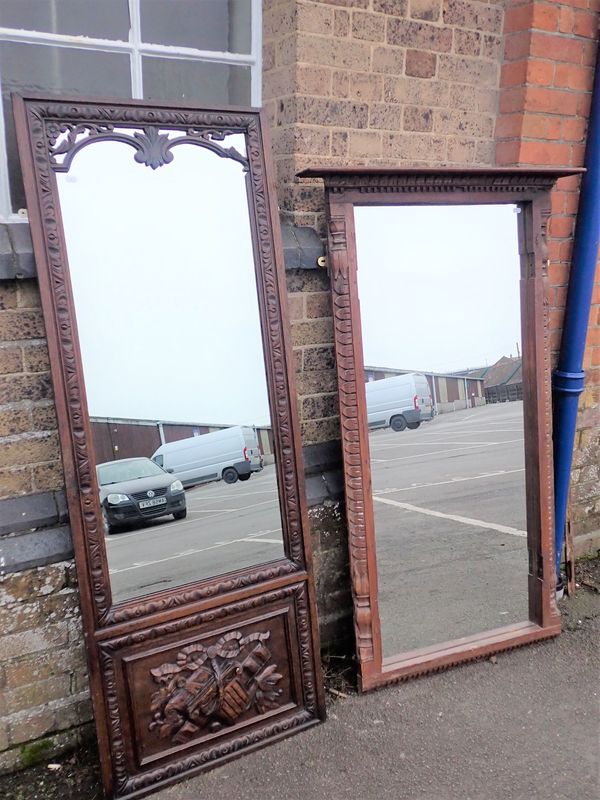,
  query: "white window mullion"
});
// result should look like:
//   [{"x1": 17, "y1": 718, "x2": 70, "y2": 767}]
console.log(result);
[
  {"x1": 0, "y1": 61, "x2": 14, "y2": 219},
  {"x1": 0, "y1": 27, "x2": 133, "y2": 53},
  {"x1": 251, "y1": 0, "x2": 262, "y2": 107},
  {"x1": 128, "y1": 0, "x2": 143, "y2": 98}
]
